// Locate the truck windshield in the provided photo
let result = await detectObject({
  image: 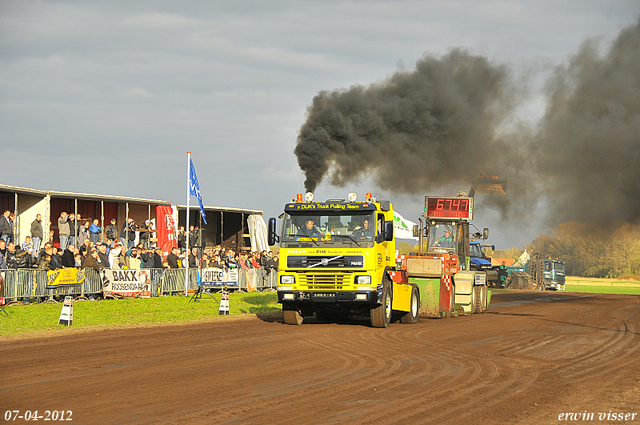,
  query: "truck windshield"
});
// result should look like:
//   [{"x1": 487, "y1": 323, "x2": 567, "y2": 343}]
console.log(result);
[
  {"x1": 427, "y1": 224, "x2": 457, "y2": 253},
  {"x1": 282, "y1": 212, "x2": 375, "y2": 245}
]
